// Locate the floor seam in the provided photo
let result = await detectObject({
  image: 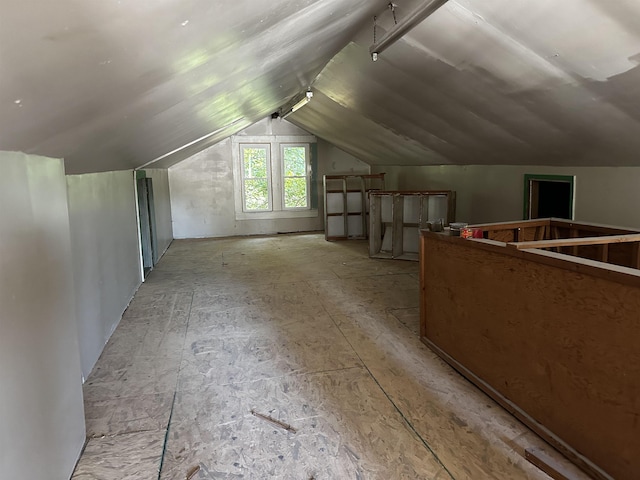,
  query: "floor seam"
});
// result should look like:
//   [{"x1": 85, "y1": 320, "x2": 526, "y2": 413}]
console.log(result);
[
  {"x1": 327, "y1": 311, "x2": 457, "y2": 480},
  {"x1": 87, "y1": 427, "x2": 164, "y2": 439},
  {"x1": 386, "y1": 306, "x2": 421, "y2": 335},
  {"x1": 157, "y1": 290, "x2": 195, "y2": 480}
]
